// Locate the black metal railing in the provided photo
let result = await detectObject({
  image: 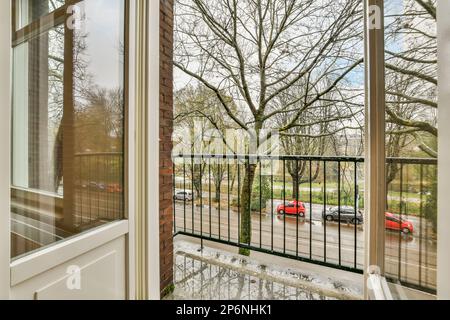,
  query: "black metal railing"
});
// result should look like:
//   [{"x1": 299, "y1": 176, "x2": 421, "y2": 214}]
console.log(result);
[
  {"x1": 74, "y1": 152, "x2": 125, "y2": 227},
  {"x1": 172, "y1": 154, "x2": 437, "y2": 294},
  {"x1": 9, "y1": 152, "x2": 125, "y2": 248},
  {"x1": 384, "y1": 157, "x2": 437, "y2": 294}
]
